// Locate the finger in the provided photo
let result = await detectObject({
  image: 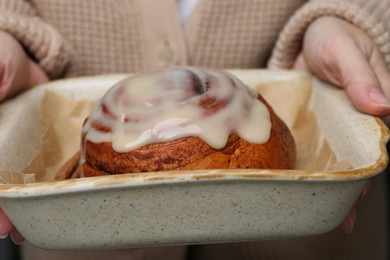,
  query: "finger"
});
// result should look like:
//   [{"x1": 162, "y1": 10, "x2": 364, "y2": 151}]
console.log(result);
[
  {"x1": 6, "y1": 60, "x2": 49, "y2": 98},
  {"x1": 10, "y1": 229, "x2": 24, "y2": 244},
  {"x1": 0, "y1": 209, "x2": 14, "y2": 238},
  {"x1": 0, "y1": 61, "x2": 11, "y2": 102},
  {"x1": 335, "y1": 42, "x2": 390, "y2": 116},
  {"x1": 338, "y1": 180, "x2": 370, "y2": 233},
  {"x1": 339, "y1": 207, "x2": 357, "y2": 234},
  {"x1": 368, "y1": 46, "x2": 390, "y2": 104},
  {"x1": 25, "y1": 60, "x2": 49, "y2": 89},
  {"x1": 357, "y1": 180, "x2": 371, "y2": 203}
]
